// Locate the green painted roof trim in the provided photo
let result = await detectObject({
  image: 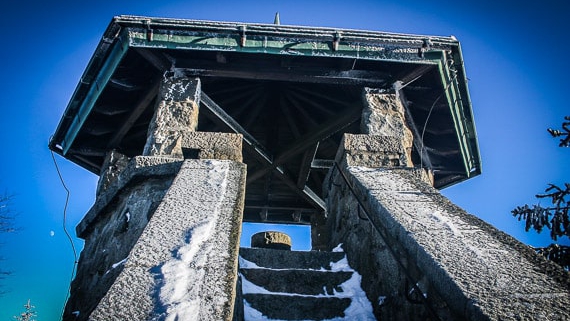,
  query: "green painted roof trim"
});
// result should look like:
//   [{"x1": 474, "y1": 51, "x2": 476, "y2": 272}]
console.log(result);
[
  {"x1": 61, "y1": 29, "x2": 129, "y2": 155},
  {"x1": 51, "y1": 15, "x2": 481, "y2": 184},
  {"x1": 126, "y1": 28, "x2": 438, "y2": 64},
  {"x1": 431, "y1": 50, "x2": 480, "y2": 180}
]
